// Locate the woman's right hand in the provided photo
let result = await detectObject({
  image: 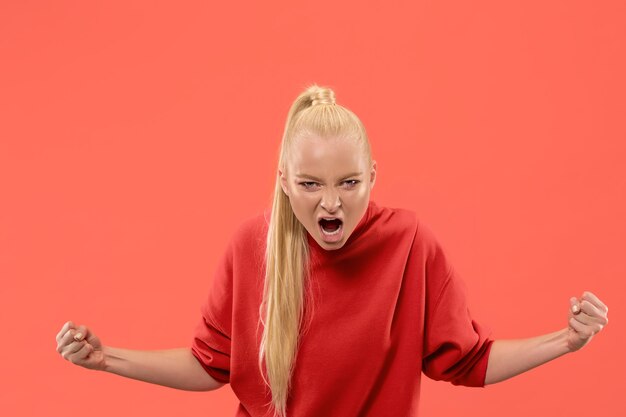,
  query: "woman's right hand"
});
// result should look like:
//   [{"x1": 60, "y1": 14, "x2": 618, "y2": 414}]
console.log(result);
[{"x1": 56, "y1": 321, "x2": 106, "y2": 371}]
